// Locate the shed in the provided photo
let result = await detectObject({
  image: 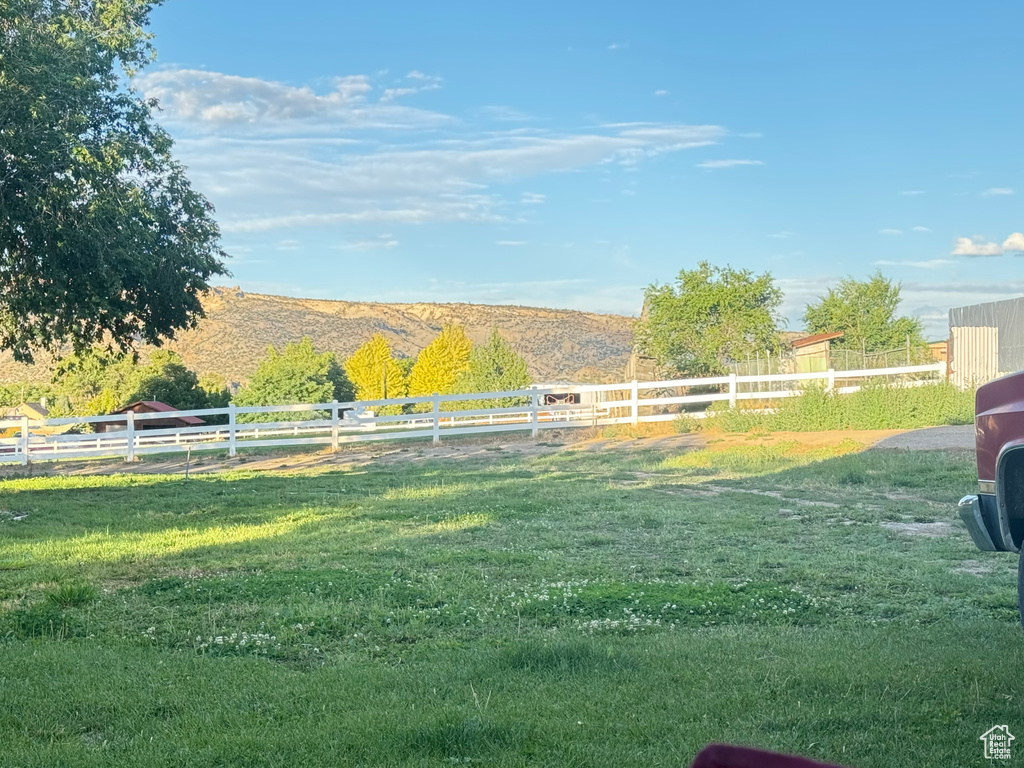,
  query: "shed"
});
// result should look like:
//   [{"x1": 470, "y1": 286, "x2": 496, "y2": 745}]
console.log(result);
[
  {"x1": 787, "y1": 331, "x2": 844, "y2": 373},
  {"x1": 96, "y1": 401, "x2": 206, "y2": 433},
  {"x1": 949, "y1": 297, "x2": 1024, "y2": 387},
  {"x1": 5, "y1": 402, "x2": 49, "y2": 421}
]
